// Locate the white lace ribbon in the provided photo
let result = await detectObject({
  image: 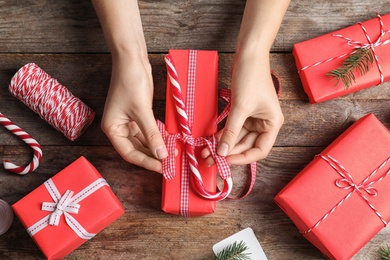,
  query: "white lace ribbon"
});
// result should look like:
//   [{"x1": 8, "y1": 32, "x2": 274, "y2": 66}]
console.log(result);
[{"x1": 27, "y1": 178, "x2": 109, "y2": 240}]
